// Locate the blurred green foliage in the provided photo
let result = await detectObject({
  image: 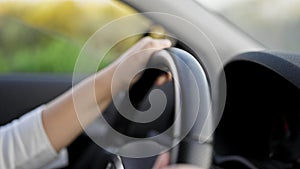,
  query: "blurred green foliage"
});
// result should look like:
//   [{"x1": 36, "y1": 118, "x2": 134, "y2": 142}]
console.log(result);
[
  {"x1": 0, "y1": 38, "x2": 79, "y2": 73},
  {"x1": 0, "y1": 1, "x2": 143, "y2": 73},
  {"x1": 0, "y1": 17, "x2": 78, "y2": 72}
]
